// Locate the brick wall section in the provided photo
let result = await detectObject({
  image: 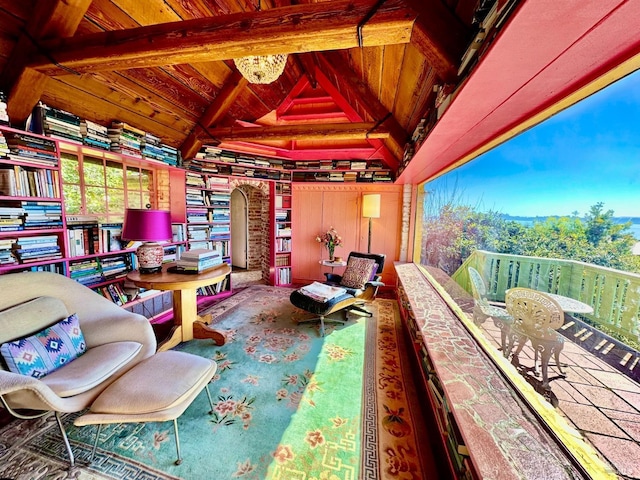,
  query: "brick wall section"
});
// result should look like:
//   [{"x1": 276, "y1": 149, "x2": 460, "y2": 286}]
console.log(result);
[{"x1": 230, "y1": 179, "x2": 271, "y2": 283}]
